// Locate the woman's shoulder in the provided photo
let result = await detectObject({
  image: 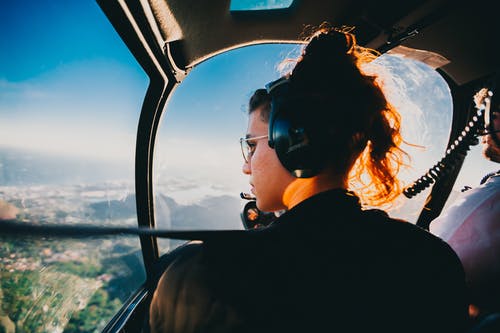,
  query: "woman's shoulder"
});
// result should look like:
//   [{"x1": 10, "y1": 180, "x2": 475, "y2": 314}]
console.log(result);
[{"x1": 364, "y1": 209, "x2": 464, "y2": 270}]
